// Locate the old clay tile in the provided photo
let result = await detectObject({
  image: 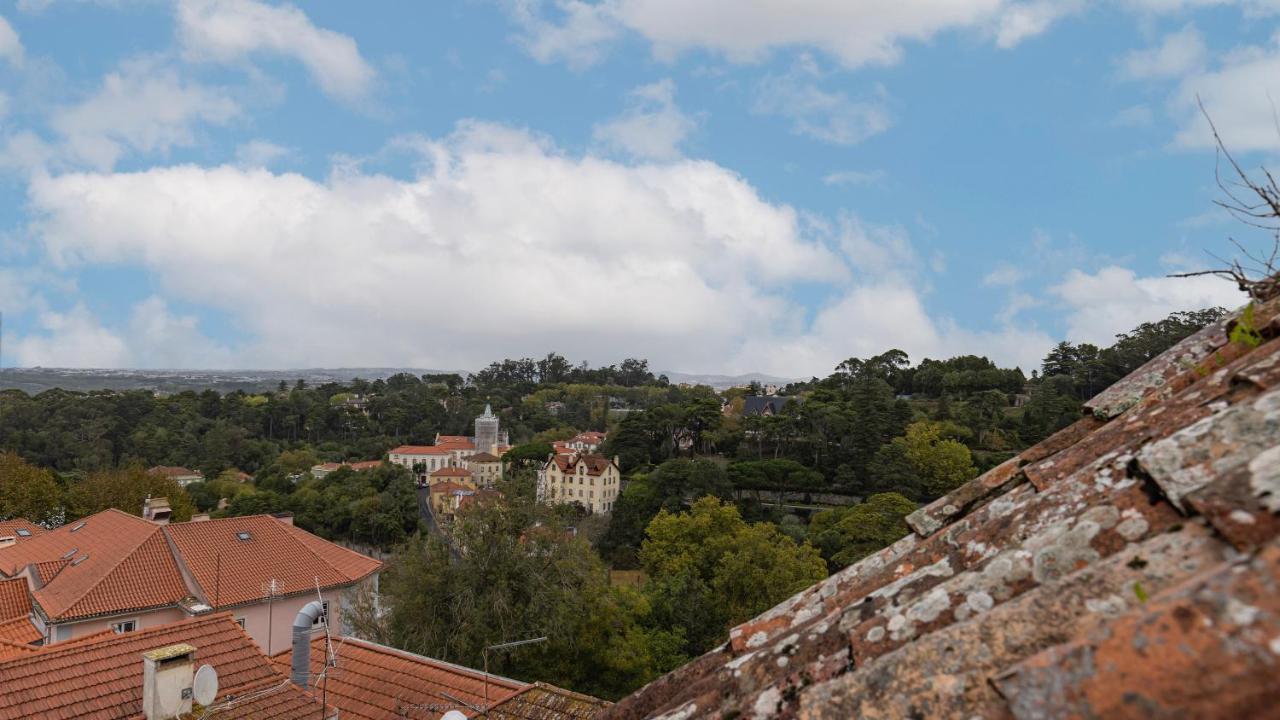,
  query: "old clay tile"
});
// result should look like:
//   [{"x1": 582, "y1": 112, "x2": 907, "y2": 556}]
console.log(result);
[
  {"x1": 795, "y1": 523, "x2": 1230, "y2": 720},
  {"x1": 1018, "y1": 415, "x2": 1107, "y2": 466},
  {"x1": 905, "y1": 456, "x2": 1024, "y2": 538},
  {"x1": 1136, "y1": 385, "x2": 1280, "y2": 512},
  {"x1": 994, "y1": 540, "x2": 1280, "y2": 720},
  {"x1": 1184, "y1": 462, "x2": 1280, "y2": 551}
]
